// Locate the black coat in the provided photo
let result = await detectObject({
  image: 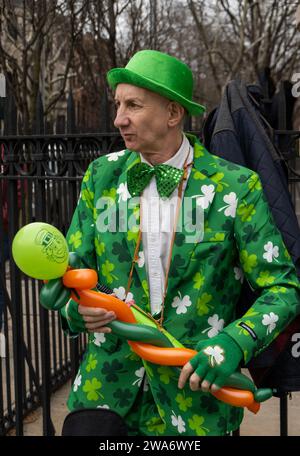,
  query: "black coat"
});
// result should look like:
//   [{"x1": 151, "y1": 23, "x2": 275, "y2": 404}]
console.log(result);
[{"x1": 202, "y1": 80, "x2": 300, "y2": 391}]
